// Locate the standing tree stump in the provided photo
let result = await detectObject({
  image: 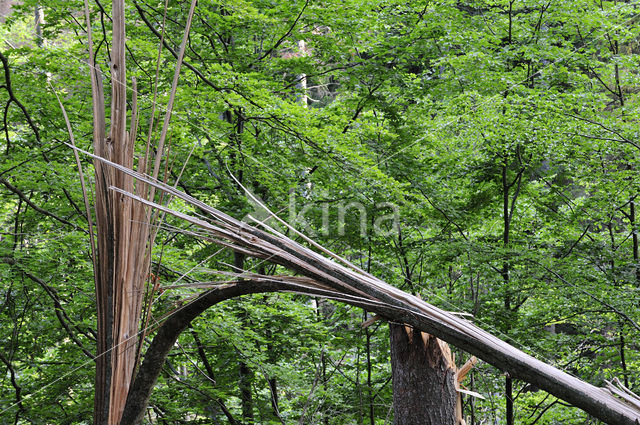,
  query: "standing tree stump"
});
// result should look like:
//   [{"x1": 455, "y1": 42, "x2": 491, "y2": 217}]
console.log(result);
[{"x1": 390, "y1": 324, "x2": 459, "y2": 425}]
